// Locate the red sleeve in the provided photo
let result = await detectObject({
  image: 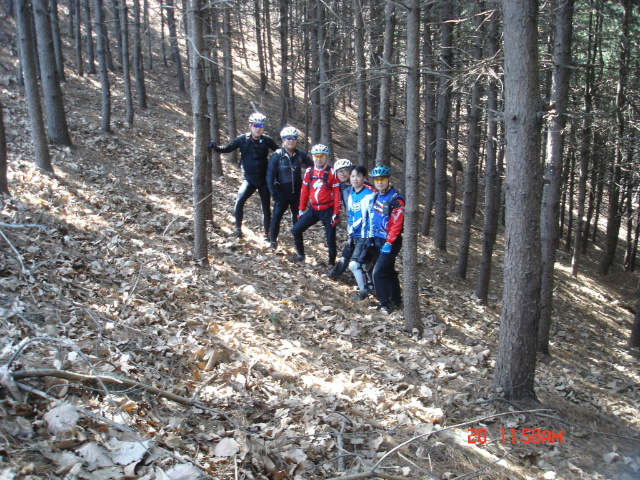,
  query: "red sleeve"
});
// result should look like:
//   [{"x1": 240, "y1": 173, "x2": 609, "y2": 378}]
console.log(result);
[
  {"x1": 331, "y1": 171, "x2": 340, "y2": 215},
  {"x1": 386, "y1": 197, "x2": 405, "y2": 245},
  {"x1": 298, "y1": 168, "x2": 311, "y2": 210}
]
